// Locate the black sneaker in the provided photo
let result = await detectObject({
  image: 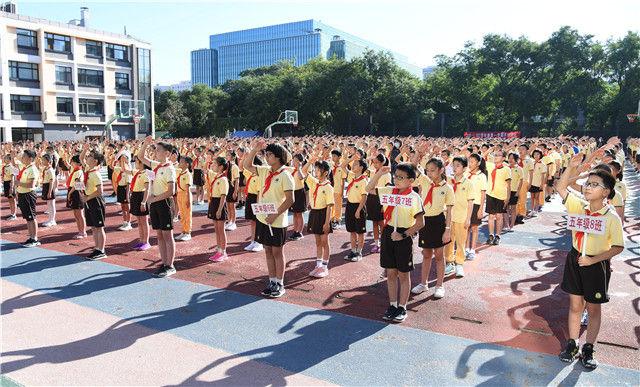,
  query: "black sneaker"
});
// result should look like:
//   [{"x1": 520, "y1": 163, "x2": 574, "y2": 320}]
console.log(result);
[
  {"x1": 350, "y1": 252, "x2": 363, "y2": 262},
  {"x1": 580, "y1": 343, "x2": 598, "y2": 369},
  {"x1": 383, "y1": 305, "x2": 398, "y2": 320},
  {"x1": 87, "y1": 250, "x2": 107, "y2": 260},
  {"x1": 269, "y1": 283, "x2": 285, "y2": 298},
  {"x1": 154, "y1": 265, "x2": 177, "y2": 278},
  {"x1": 289, "y1": 232, "x2": 302, "y2": 241},
  {"x1": 345, "y1": 251, "x2": 357, "y2": 261},
  {"x1": 23, "y1": 238, "x2": 41, "y2": 248},
  {"x1": 493, "y1": 235, "x2": 500, "y2": 245},
  {"x1": 545, "y1": 196, "x2": 551, "y2": 202},
  {"x1": 559, "y1": 339, "x2": 579, "y2": 362},
  {"x1": 486, "y1": 235, "x2": 495, "y2": 245},
  {"x1": 261, "y1": 281, "x2": 277, "y2": 296},
  {"x1": 515, "y1": 215, "x2": 525, "y2": 225},
  {"x1": 393, "y1": 306, "x2": 407, "y2": 322}
]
